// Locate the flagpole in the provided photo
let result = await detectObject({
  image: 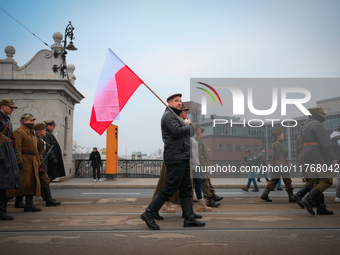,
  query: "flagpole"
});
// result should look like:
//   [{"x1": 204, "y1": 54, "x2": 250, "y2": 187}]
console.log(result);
[{"x1": 142, "y1": 83, "x2": 187, "y2": 125}]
